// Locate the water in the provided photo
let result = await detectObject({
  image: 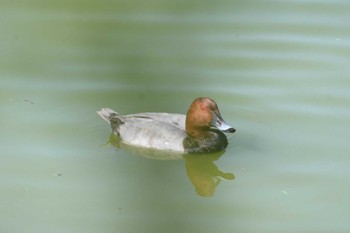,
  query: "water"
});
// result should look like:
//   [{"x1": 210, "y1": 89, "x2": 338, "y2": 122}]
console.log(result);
[{"x1": 1, "y1": 0, "x2": 350, "y2": 232}]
